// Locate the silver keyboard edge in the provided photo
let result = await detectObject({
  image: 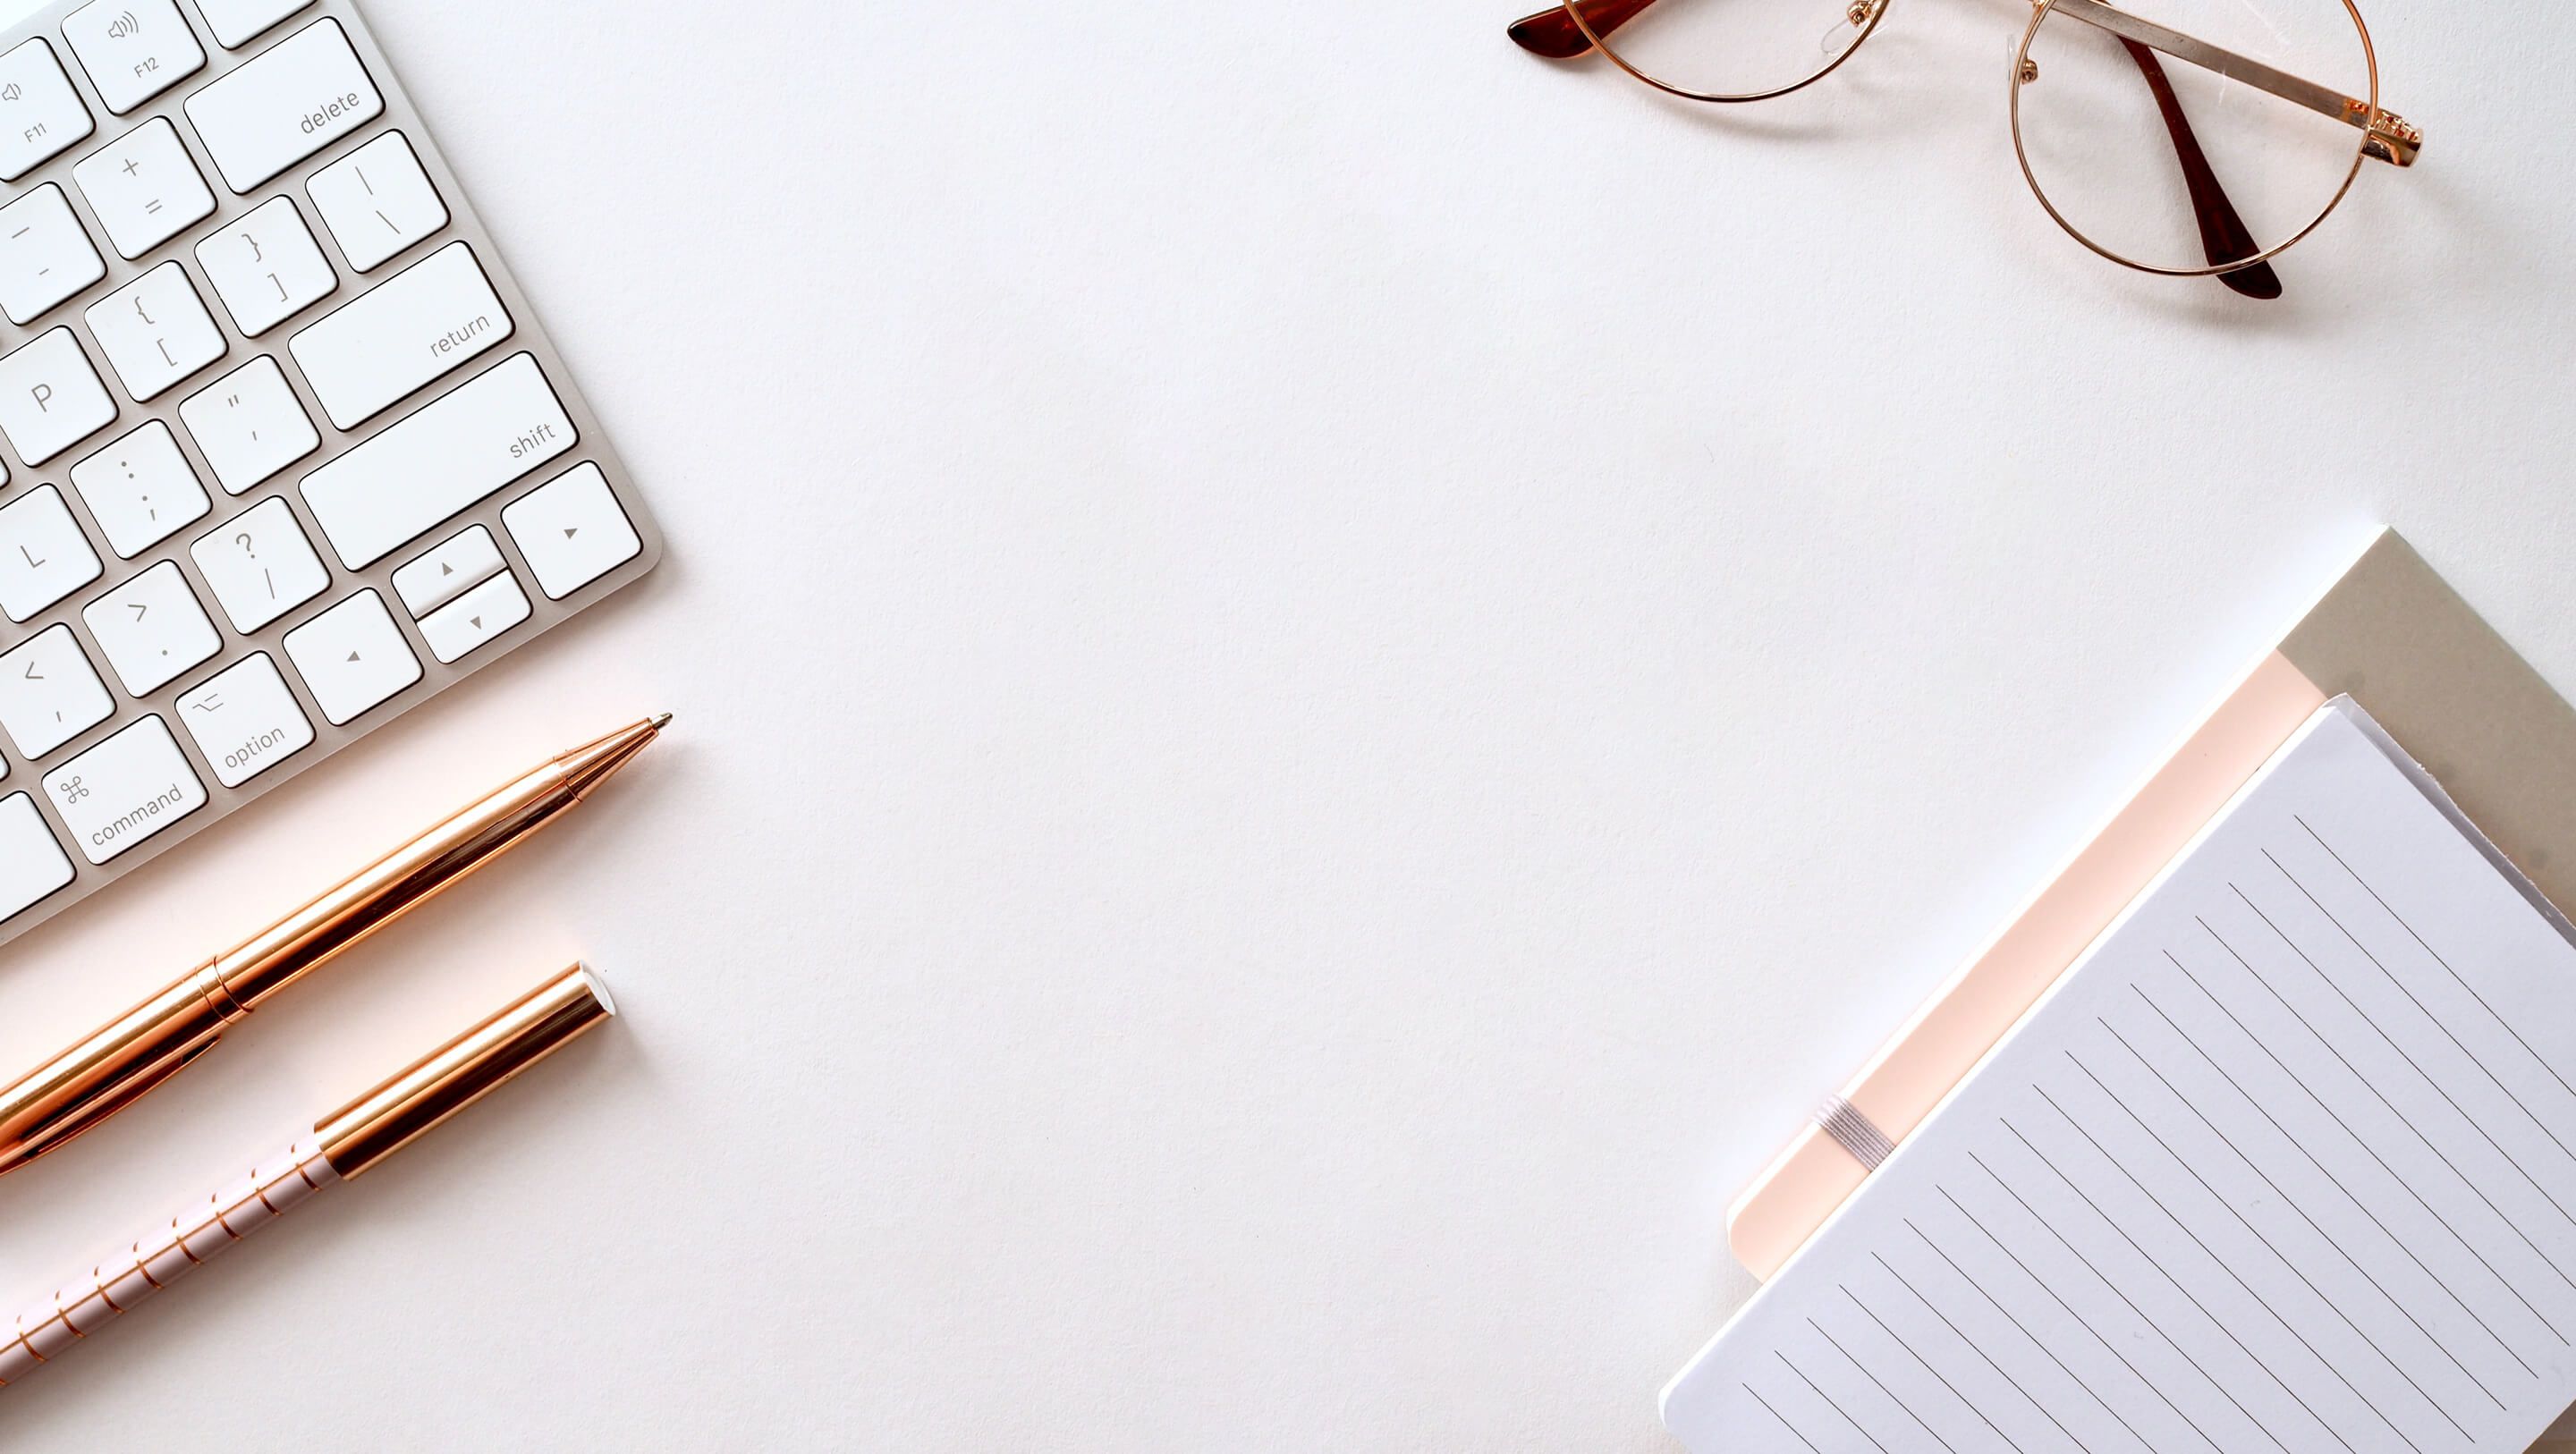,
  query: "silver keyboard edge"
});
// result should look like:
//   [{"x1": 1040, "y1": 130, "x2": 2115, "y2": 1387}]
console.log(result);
[{"x1": 0, "y1": 0, "x2": 665, "y2": 952}]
